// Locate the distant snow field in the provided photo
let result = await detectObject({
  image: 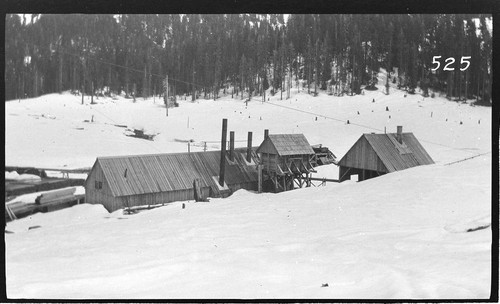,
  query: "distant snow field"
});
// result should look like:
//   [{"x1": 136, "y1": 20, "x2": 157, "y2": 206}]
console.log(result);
[{"x1": 5, "y1": 86, "x2": 492, "y2": 299}]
